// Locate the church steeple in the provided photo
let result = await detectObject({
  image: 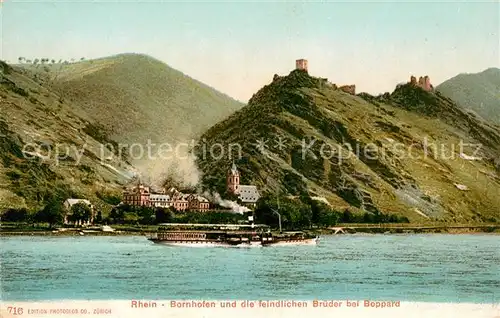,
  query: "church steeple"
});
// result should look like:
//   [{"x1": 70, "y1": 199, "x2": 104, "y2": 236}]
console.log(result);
[
  {"x1": 227, "y1": 162, "x2": 240, "y2": 194},
  {"x1": 230, "y1": 161, "x2": 238, "y2": 175}
]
